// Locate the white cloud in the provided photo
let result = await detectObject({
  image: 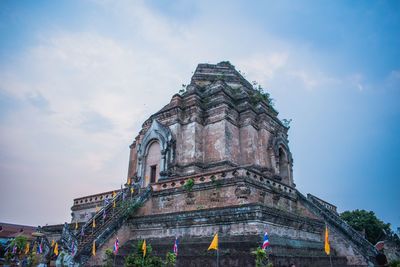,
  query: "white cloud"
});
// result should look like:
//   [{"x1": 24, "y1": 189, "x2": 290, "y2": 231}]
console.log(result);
[{"x1": 0, "y1": 0, "x2": 349, "y2": 225}]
